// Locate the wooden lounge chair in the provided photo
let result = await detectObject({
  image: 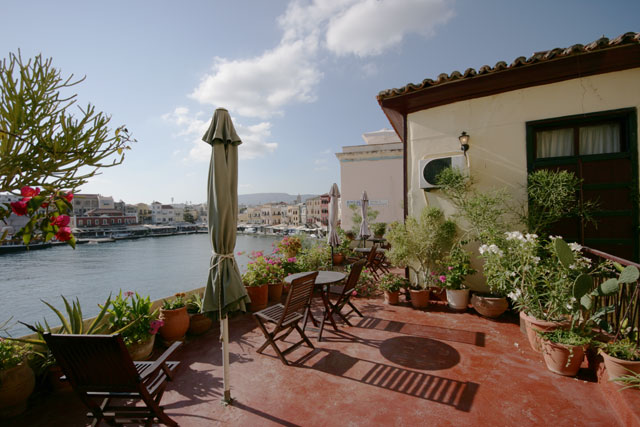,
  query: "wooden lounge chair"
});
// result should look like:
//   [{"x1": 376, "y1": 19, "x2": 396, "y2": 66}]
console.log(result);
[
  {"x1": 43, "y1": 333, "x2": 181, "y2": 427},
  {"x1": 321, "y1": 259, "x2": 366, "y2": 341},
  {"x1": 253, "y1": 271, "x2": 318, "y2": 365}
]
